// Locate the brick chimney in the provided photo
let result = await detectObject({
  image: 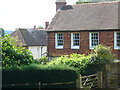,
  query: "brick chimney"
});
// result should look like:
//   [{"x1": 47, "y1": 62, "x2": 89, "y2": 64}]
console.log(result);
[
  {"x1": 56, "y1": 0, "x2": 67, "y2": 12},
  {"x1": 45, "y1": 22, "x2": 49, "y2": 29}
]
